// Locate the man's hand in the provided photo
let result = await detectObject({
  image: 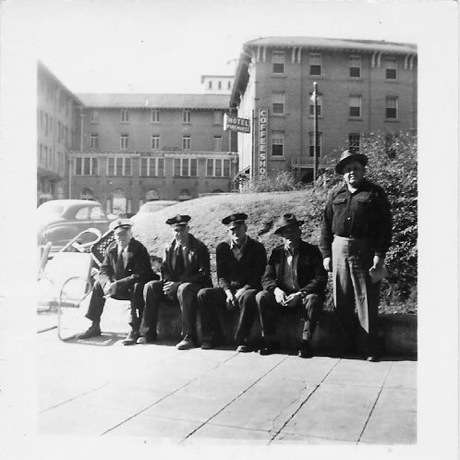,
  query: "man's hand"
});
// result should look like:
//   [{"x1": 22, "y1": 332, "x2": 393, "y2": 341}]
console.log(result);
[
  {"x1": 323, "y1": 257, "x2": 332, "y2": 272},
  {"x1": 274, "y1": 287, "x2": 287, "y2": 305},
  {"x1": 372, "y1": 255, "x2": 384, "y2": 270},
  {"x1": 163, "y1": 281, "x2": 180, "y2": 296},
  {"x1": 282, "y1": 292, "x2": 302, "y2": 308},
  {"x1": 225, "y1": 290, "x2": 238, "y2": 310}
]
